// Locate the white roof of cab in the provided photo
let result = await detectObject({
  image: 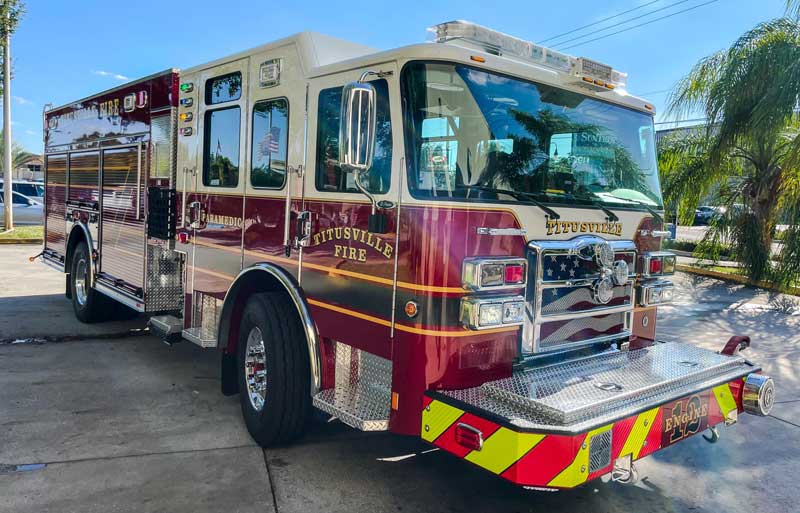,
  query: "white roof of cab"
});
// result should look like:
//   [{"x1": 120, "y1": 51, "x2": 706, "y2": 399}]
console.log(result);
[{"x1": 182, "y1": 31, "x2": 378, "y2": 75}]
